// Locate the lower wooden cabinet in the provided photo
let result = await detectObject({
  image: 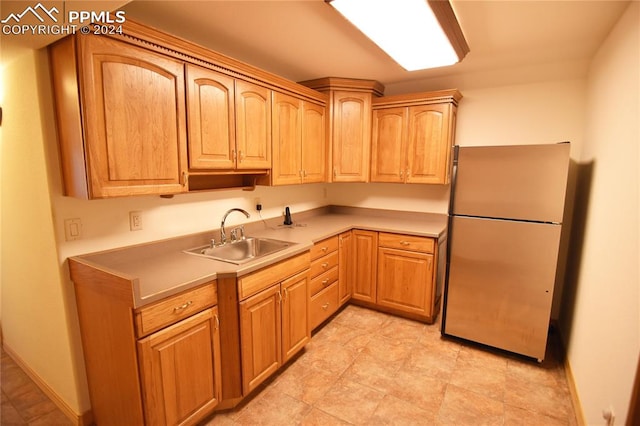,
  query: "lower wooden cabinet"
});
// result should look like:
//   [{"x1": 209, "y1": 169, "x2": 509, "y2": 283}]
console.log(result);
[
  {"x1": 349, "y1": 231, "x2": 441, "y2": 323},
  {"x1": 377, "y1": 247, "x2": 434, "y2": 318},
  {"x1": 137, "y1": 307, "x2": 222, "y2": 426},
  {"x1": 338, "y1": 231, "x2": 354, "y2": 305},
  {"x1": 239, "y1": 269, "x2": 310, "y2": 395},
  {"x1": 352, "y1": 230, "x2": 378, "y2": 303}
]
